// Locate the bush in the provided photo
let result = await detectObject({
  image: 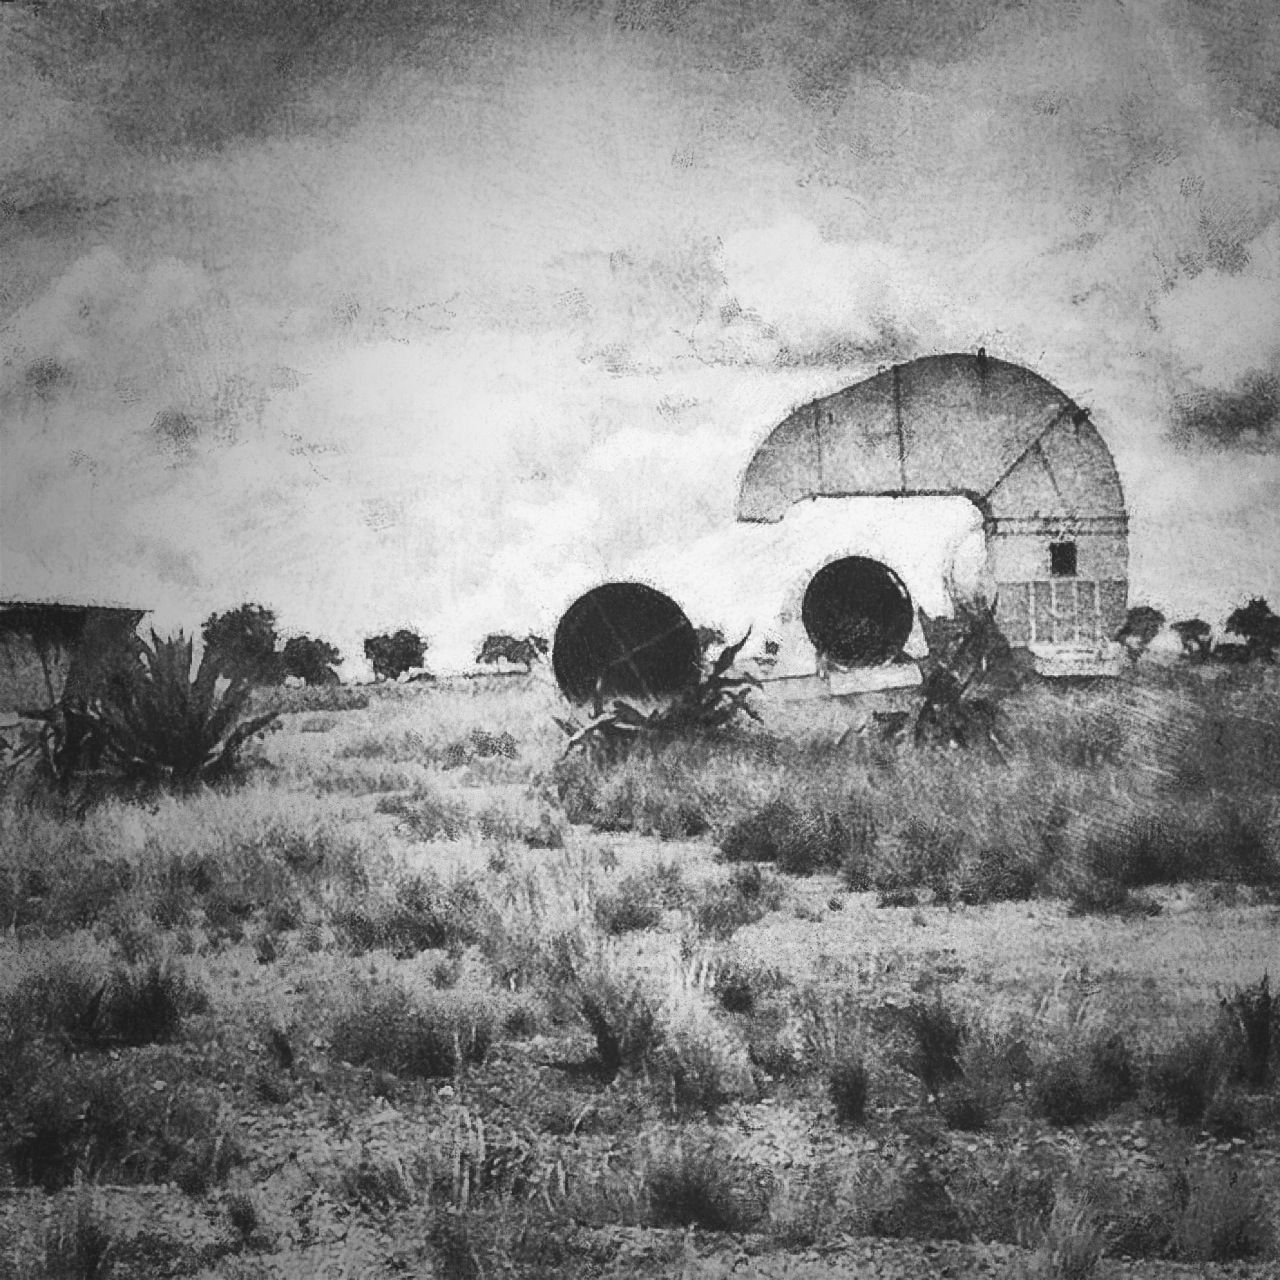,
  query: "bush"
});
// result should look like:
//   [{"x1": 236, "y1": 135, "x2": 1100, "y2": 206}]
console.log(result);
[
  {"x1": 1, "y1": 1055, "x2": 240, "y2": 1192},
  {"x1": 375, "y1": 785, "x2": 470, "y2": 840},
  {"x1": 1030, "y1": 1031, "x2": 1138, "y2": 1126},
  {"x1": 645, "y1": 1141, "x2": 764, "y2": 1232},
  {"x1": 1145, "y1": 1026, "x2": 1231, "y2": 1125},
  {"x1": 901, "y1": 993, "x2": 968, "y2": 1094},
  {"x1": 1168, "y1": 1165, "x2": 1272, "y2": 1262},
  {"x1": 1222, "y1": 974, "x2": 1273, "y2": 1086},
  {"x1": 329, "y1": 984, "x2": 500, "y2": 1079},
  {"x1": 4, "y1": 953, "x2": 206, "y2": 1053},
  {"x1": 719, "y1": 799, "x2": 850, "y2": 876},
  {"x1": 594, "y1": 863, "x2": 686, "y2": 936},
  {"x1": 827, "y1": 1054, "x2": 870, "y2": 1125},
  {"x1": 694, "y1": 864, "x2": 785, "y2": 939}
]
